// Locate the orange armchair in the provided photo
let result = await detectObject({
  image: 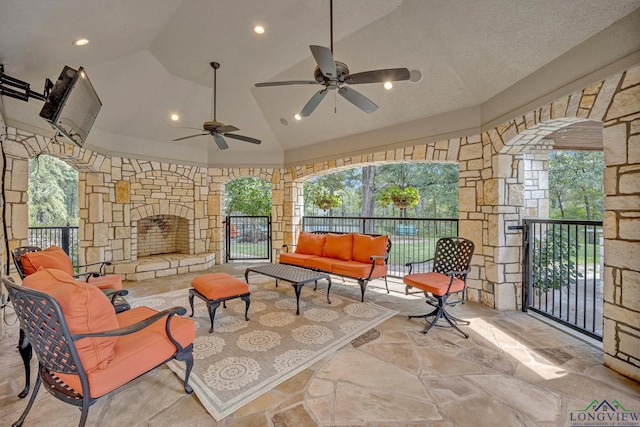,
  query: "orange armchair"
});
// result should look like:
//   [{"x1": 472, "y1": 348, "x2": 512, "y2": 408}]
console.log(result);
[
  {"x1": 2, "y1": 269, "x2": 195, "y2": 427},
  {"x1": 12, "y1": 245, "x2": 122, "y2": 291},
  {"x1": 403, "y1": 237, "x2": 475, "y2": 338}
]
